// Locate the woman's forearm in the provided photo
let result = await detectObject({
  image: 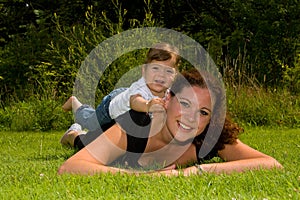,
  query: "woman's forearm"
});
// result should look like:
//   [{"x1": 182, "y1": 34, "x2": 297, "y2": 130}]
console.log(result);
[
  {"x1": 150, "y1": 156, "x2": 283, "y2": 176},
  {"x1": 58, "y1": 160, "x2": 114, "y2": 175},
  {"x1": 200, "y1": 156, "x2": 283, "y2": 174},
  {"x1": 58, "y1": 159, "x2": 137, "y2": 175}
]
